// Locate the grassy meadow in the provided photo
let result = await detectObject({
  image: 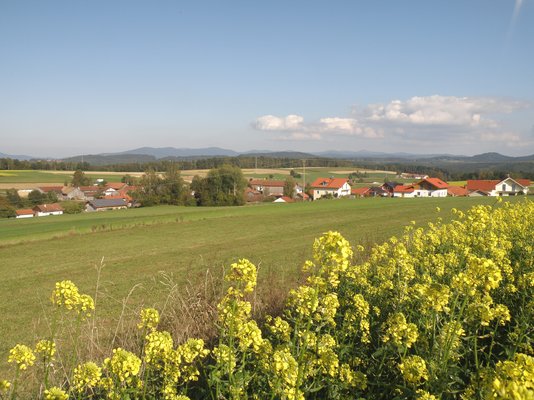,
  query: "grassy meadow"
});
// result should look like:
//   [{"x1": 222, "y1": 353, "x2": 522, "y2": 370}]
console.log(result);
[{"x1": 0, "y1": 195, "x2": 515, "y2": 370}]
